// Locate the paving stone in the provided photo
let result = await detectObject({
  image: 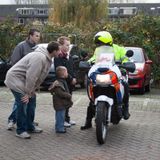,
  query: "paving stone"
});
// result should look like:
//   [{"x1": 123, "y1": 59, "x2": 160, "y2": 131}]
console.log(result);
[{"x1": 0, "y1": 86, "x2": 160, "y2": 160}]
